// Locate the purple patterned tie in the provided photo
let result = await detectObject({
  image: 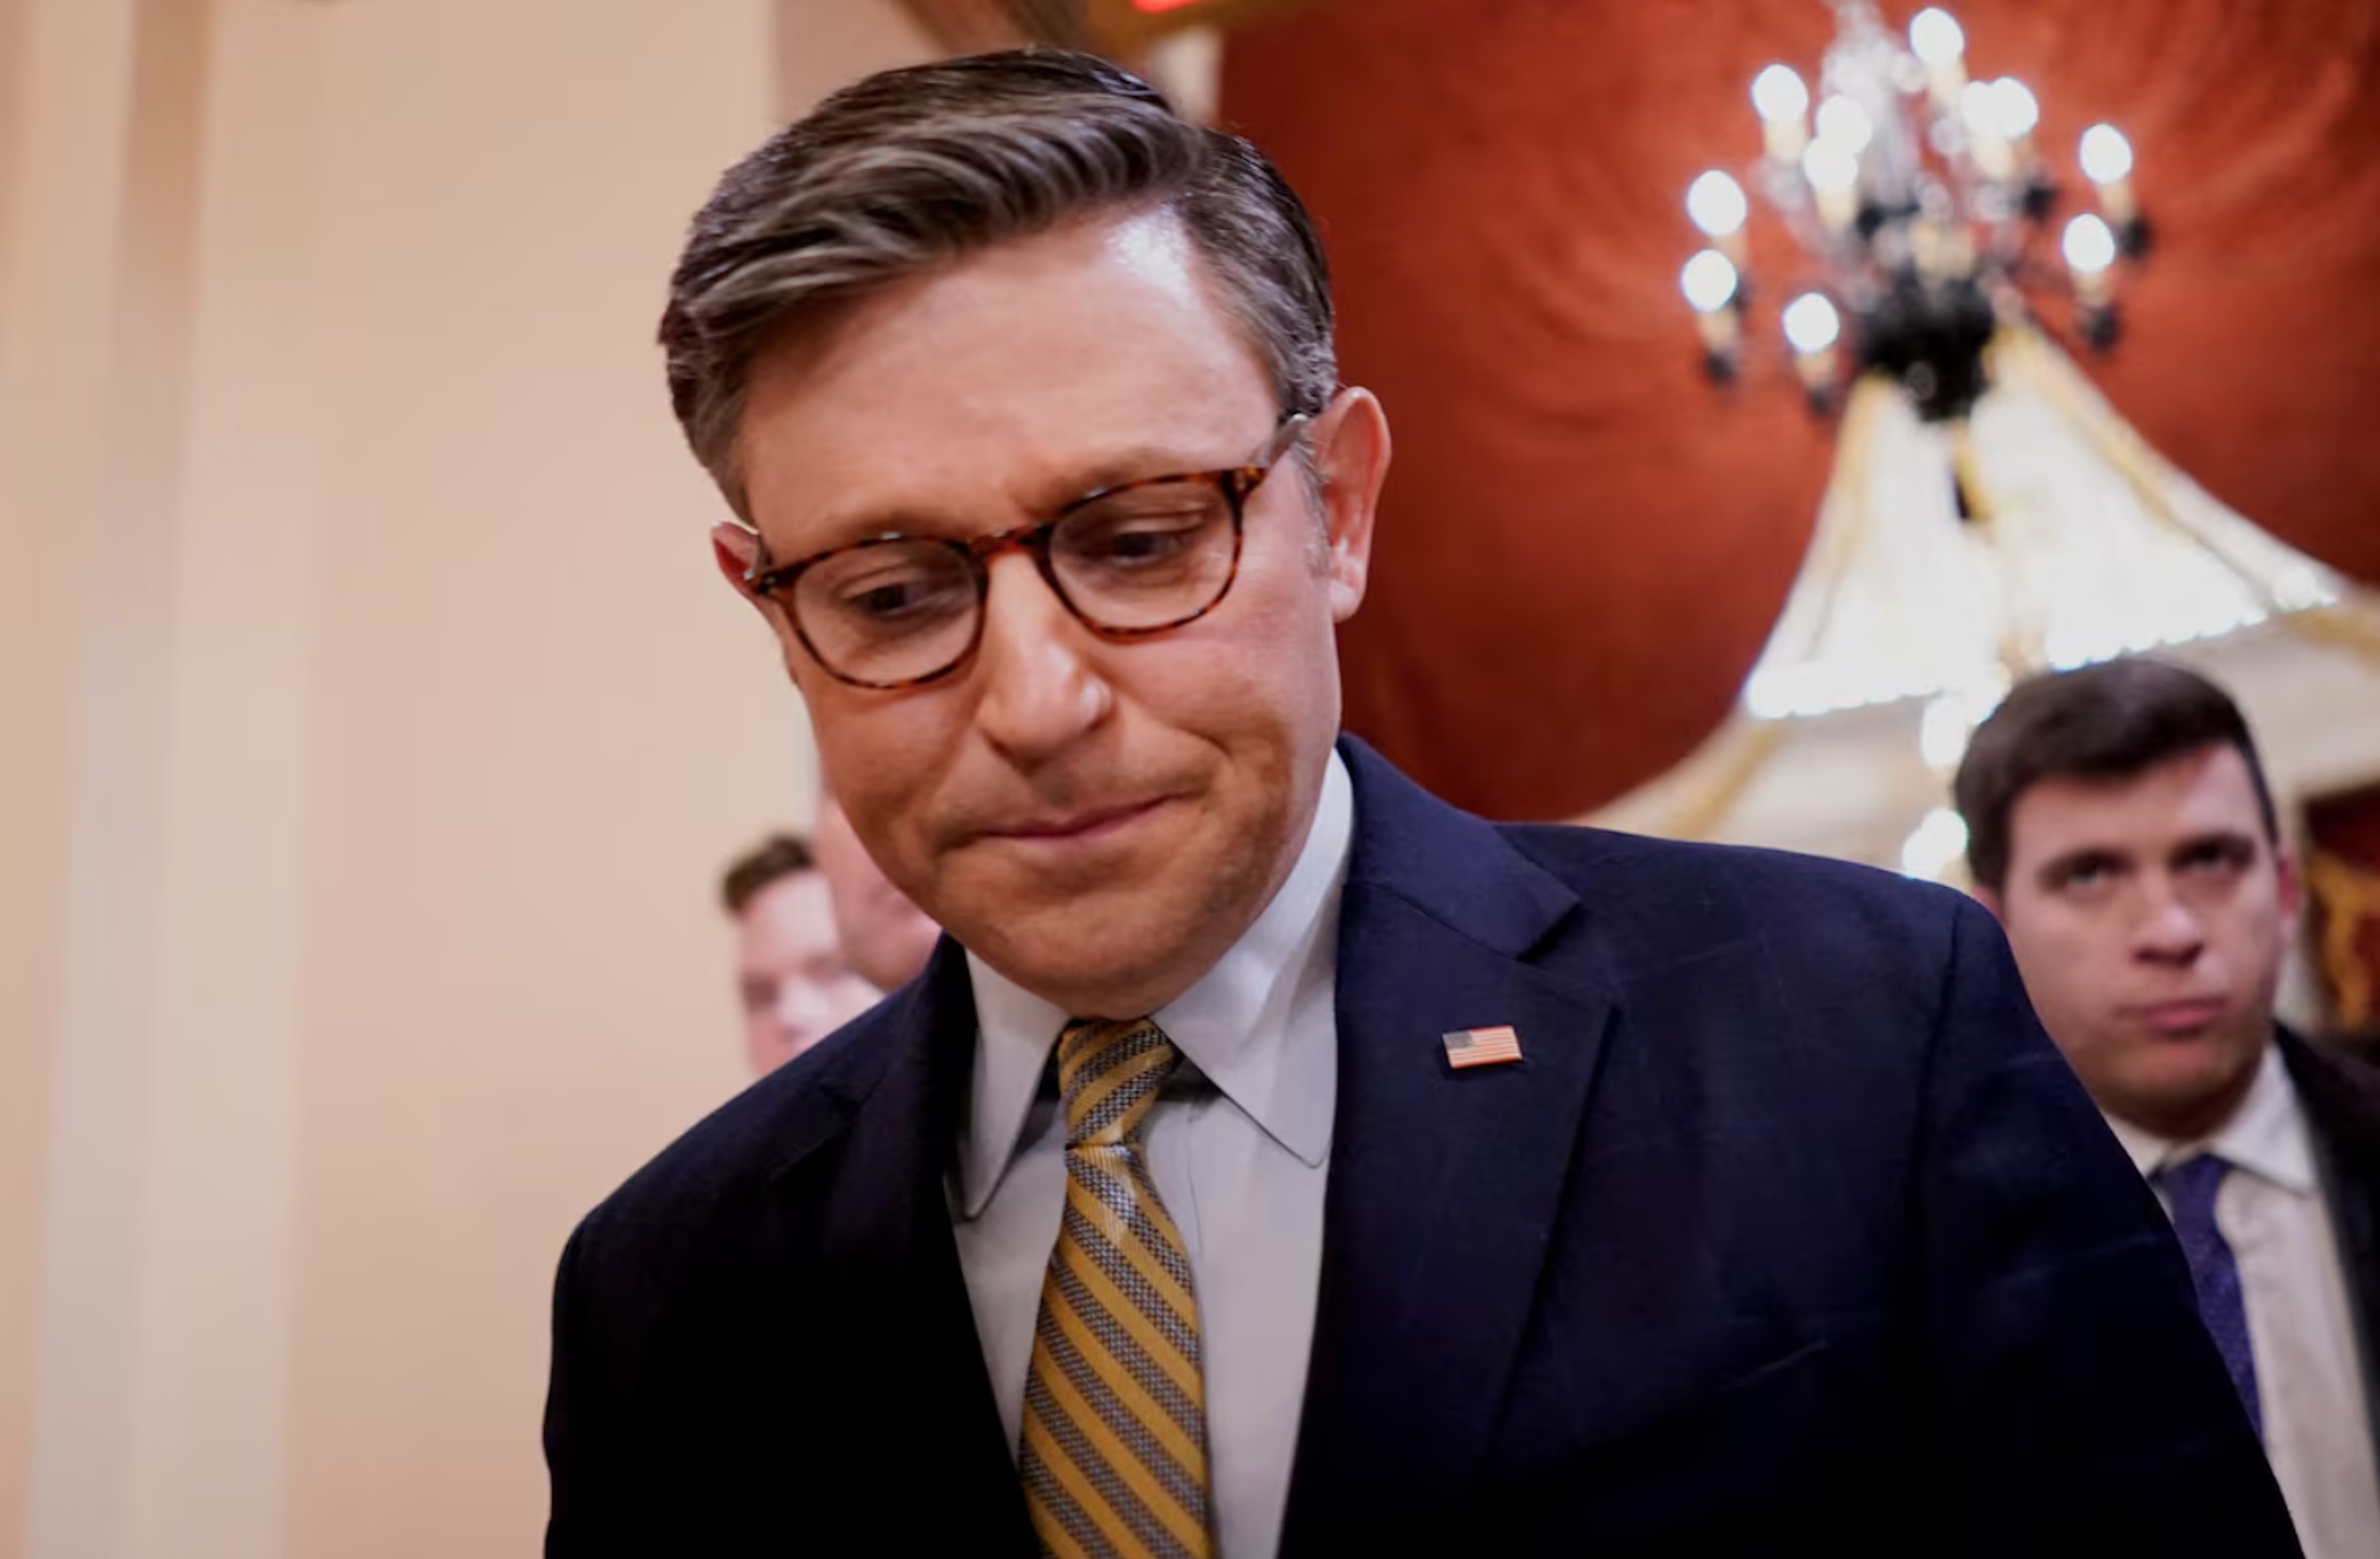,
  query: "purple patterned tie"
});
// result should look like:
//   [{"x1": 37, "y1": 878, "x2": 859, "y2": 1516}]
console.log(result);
[{"x1": 2152, "y1": 1153, "x2": 2262, "y2": 1438}]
